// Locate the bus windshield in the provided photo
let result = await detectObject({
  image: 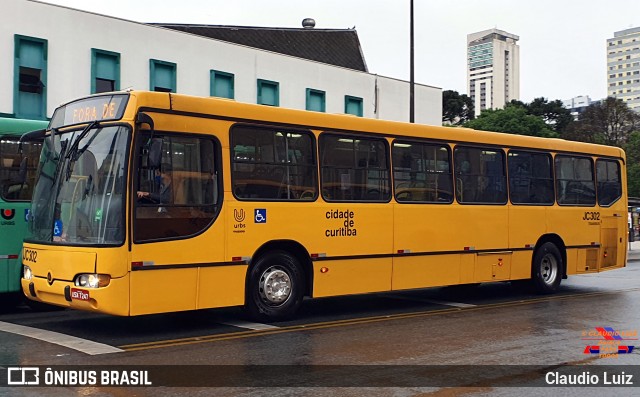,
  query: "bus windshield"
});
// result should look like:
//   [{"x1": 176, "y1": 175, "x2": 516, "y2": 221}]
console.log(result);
[{"x1": 28, "y1": 125, "x2": 129, "y2": 245}]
